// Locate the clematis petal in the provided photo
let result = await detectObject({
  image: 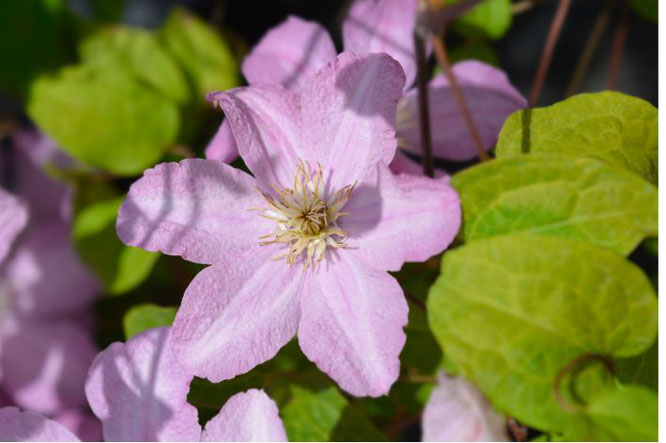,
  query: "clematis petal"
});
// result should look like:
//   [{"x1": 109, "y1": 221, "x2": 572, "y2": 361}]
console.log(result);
[
  {"x1": 0, "y1": 318, "x2": 97, "y2": 414},
  {"x1": 397, "y1": 61, "x2": 527, "y2": 161},
  {"x1": 53, "y1": 410, "x2": 102, "y2": 442},
  {"x1": 342, "y1": 0, "x2": 419, "y2": 89},
  {"x1": 298, "y1": 253, "x2": 408, "y2": 397},
  {"x1": 341, "y1": 164, "x2": 460, "y2": 272},
  {"x1": 204, "y1": 119, "x2": 239, "y2": 164},
  {"x1": 201, "y1": 389, "x2": 287, "y2": 442},
  {"x1": 172, "y1": 248, "x2": 304, "y2": 383},
  {"x1": 242, "y1": 15, "x2": 336, "y2": 91},
  {"x1": 0, "y1": 188, "x2": 27, "y2": 265},
  {"x1": 5, "y1": 220, "x2": 98, "y2": 317},
  {"x1": 9, "y1": 132, "x2": 73, "y2": 224},
  {"x1": 301, "y1": 52, "x2": 405, "y2": 190},
  {"x1": 85, "y1": 327, "x2": 201, "y2": 442},
  {"x1": 388, "y1": 150, "x2": 449, "y2": 178},
  {"x1": 0, "y1": 407, "x2": 80, "y2": 442},
  {"x1": 208, "y1": 85, "x2": 305, "y2": 189},
  {"x1": 116, "y1": 159, "x2": 269, "y2": 265},
  {"x1": 422, "y1": 373, "x2": 509, "y2": 442}
]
